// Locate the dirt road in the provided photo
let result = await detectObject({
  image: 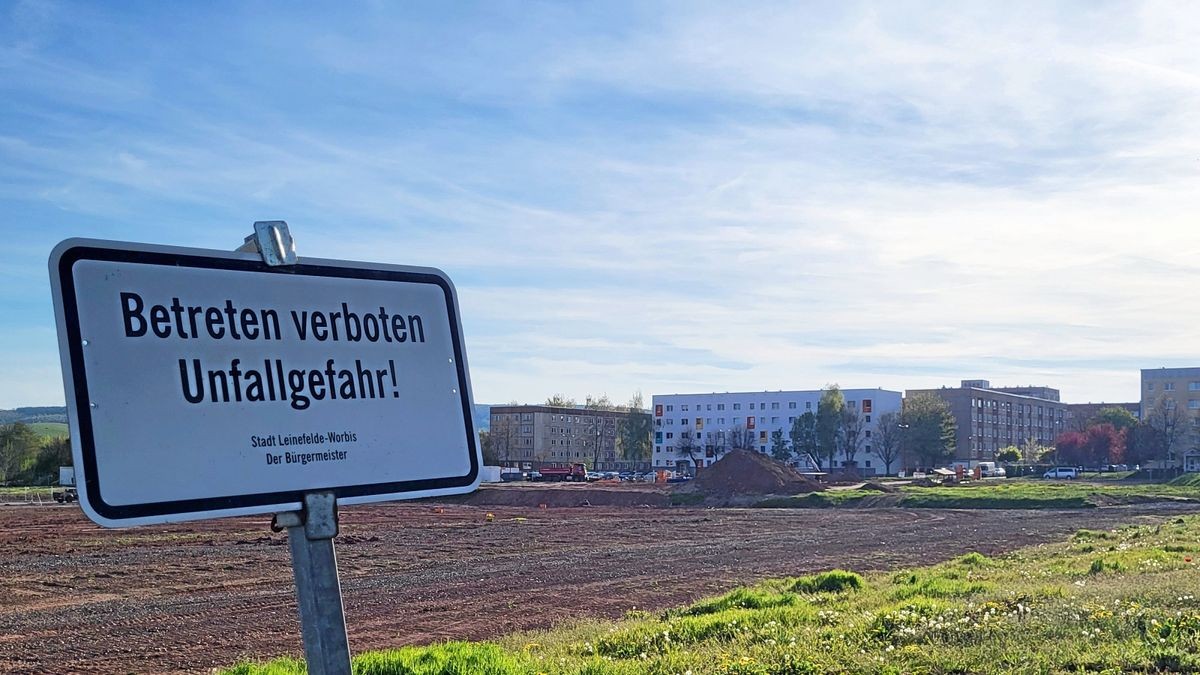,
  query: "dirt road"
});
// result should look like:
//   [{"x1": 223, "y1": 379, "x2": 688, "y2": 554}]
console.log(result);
[{"x1": 3, "y1": 500, "x2": 1199, "y2": 674}]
